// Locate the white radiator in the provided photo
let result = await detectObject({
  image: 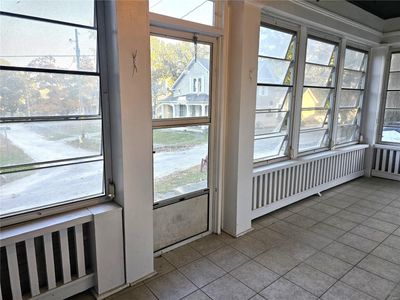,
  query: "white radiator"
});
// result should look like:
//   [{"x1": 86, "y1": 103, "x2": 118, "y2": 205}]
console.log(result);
[
  {"x1": 0, "y1": 203, "x2": 125, "y2": 300},
  {"x1": 251, "y1": 145, "x2": 368, "y2": 219},
  {"x1": 371, "y1": 144, "x2": 400, "y2": 181}
]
